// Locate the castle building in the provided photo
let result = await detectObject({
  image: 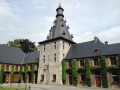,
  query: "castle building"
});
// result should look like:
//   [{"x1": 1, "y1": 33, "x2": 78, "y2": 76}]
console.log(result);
[{"x1": 0, "y1": 4, "x2": 120, "y2": 88}]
